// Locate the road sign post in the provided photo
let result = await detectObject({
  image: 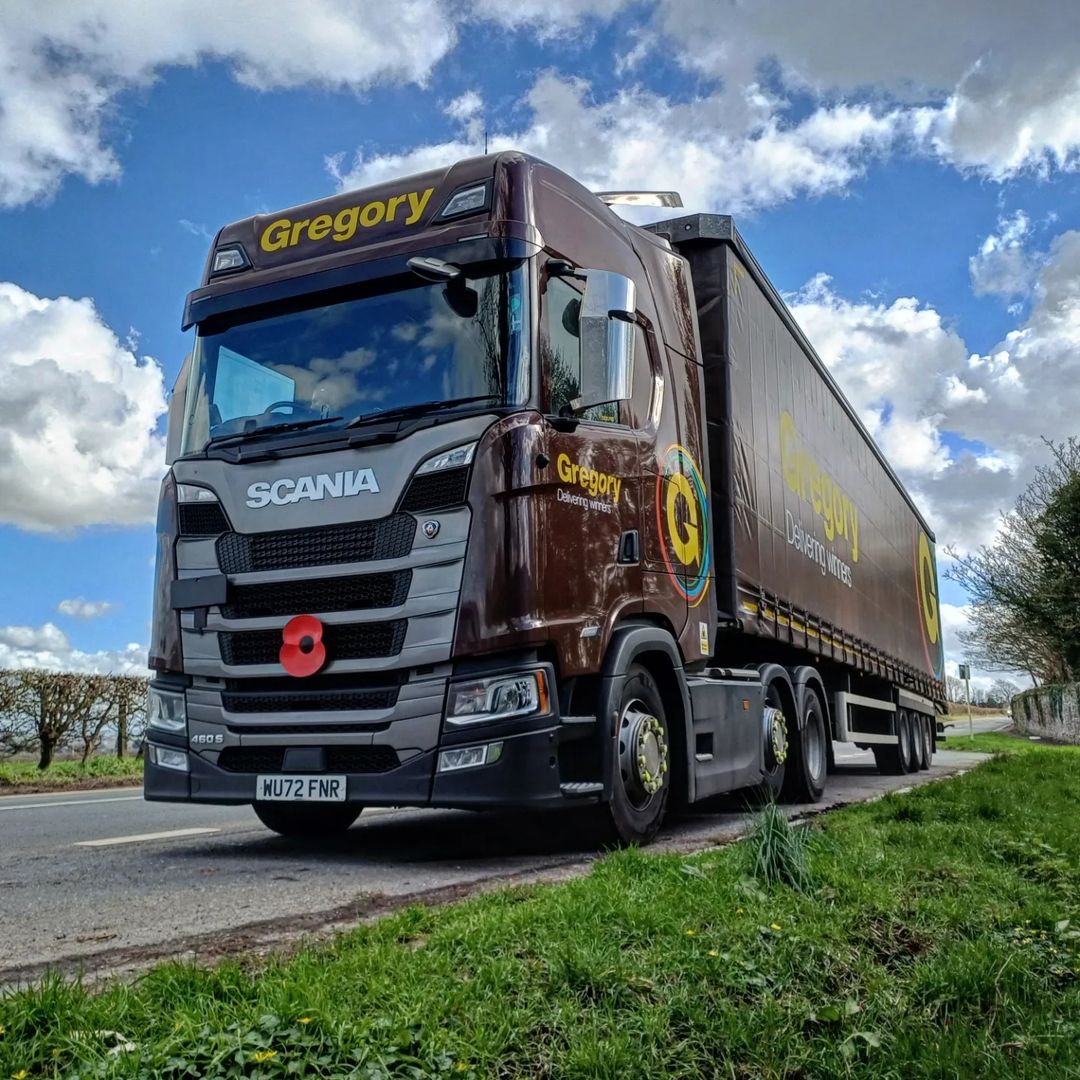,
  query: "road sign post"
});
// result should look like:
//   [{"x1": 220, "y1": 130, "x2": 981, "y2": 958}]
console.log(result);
[{"x1": 959, "y1": 664, "x2": 972, "y2": 738}]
